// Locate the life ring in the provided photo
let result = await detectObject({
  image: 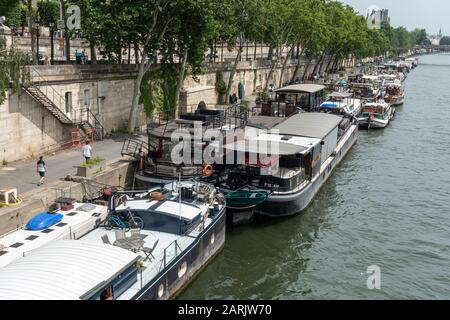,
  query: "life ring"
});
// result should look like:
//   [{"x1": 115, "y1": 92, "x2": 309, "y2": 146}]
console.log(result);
[{"x1": 202, "y1": 164, "x2": 213, "y2": 177}]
